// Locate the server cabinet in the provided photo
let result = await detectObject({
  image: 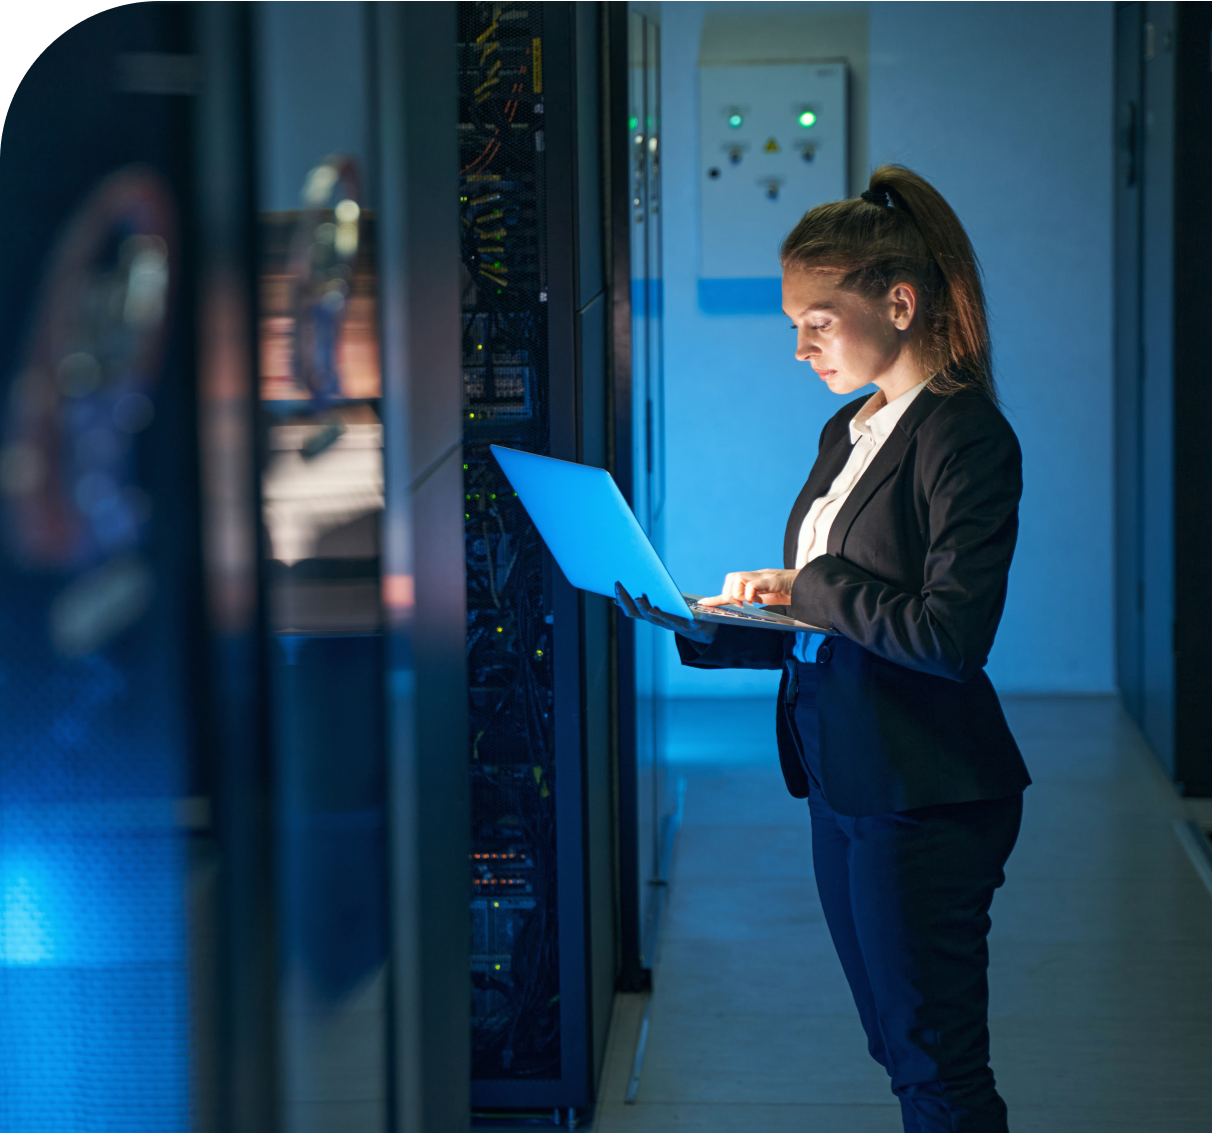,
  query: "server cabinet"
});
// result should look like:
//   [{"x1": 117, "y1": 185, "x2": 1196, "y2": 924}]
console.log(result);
[
  {"x1": 1114, "y1": 1, "x2": 1212, "y2": 796},
  {"x1": 458, "y1": 2, "x2": 617, "y2": 1115}
]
